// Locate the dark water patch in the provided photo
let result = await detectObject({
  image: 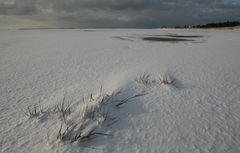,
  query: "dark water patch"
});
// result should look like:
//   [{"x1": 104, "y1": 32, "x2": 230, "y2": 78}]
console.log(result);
[
  {"x1": 84, "y1": 29, "x2": 98, "y2": 32},
  {"x1": 142, "y1": 37, "x2": 194, "y2": 42},
  {"x1": 165, "y1": 34, "x2": 203, "y2": 38},
  {"x1": 148, "y1": 34, "x2": 204, "y2": 38}
]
